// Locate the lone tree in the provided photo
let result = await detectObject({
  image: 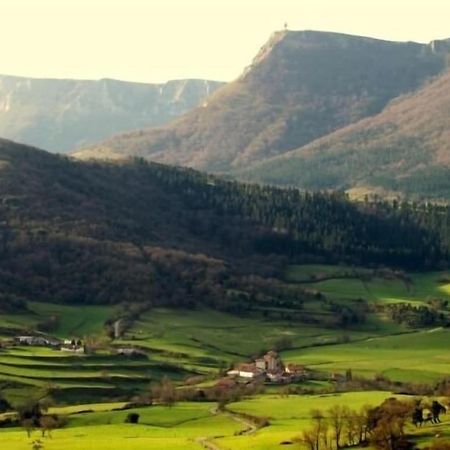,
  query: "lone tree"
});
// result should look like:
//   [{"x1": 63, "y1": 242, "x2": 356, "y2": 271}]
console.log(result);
[
  {"x1": 301, "y1": 409, "x2": 329, "y2": 450},
  {"x1": 327, "y1": 405, "x2": 348, "y2": 449},
  {"x1": 157, "y1": 376, "x2": 176, "y2": 406}
]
